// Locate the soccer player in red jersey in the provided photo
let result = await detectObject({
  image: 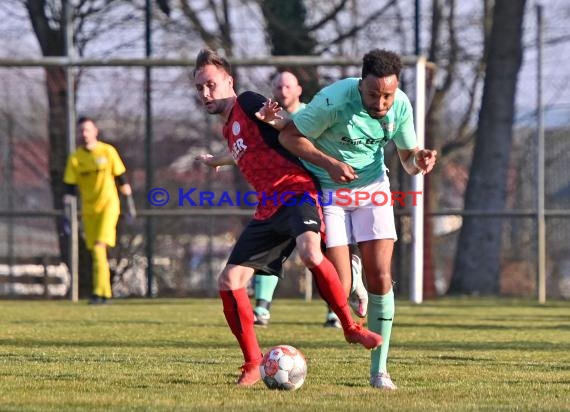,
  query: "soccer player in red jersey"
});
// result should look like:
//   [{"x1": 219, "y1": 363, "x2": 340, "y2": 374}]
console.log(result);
[{"x1": 193, "y1": 48, "x2": 382, "y2": 386}]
